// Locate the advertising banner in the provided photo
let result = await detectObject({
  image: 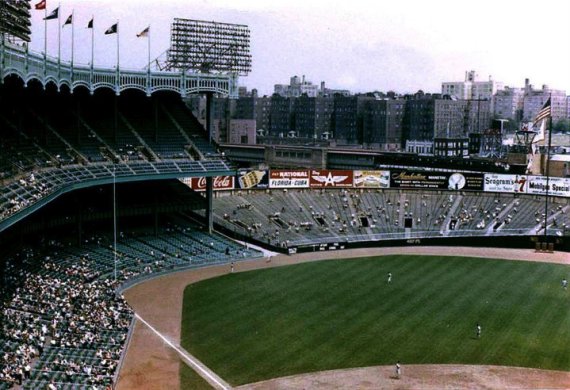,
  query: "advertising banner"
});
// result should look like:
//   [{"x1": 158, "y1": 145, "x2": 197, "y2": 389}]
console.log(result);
[
  {"x1": 269, "y1": 170, "x2": 310, "y2": 188},
  {"x1": 483, "y1": 174, "x2": 527, "y2": 193},
  {"x1": 235, "y1": 169, "x2": 269, "y2": 189},
  {"x1": 526, "y1": 176, "x2": 570, "y2": 197},
  {"x1": 180, "y1": 170, "x2": 570, "y2": 198},
  {"x1": 354, "y1": 170, "x2": 390, "y2": 188},
  {"x1": 390, "y1": 170, "x2": 483, "y2": 191},
  {"x1": 182, "y1": 176, "x2": 235, "y2": 192},
  {"x1": 309, "y1": 170, "x2": 354, "y2": 188}
]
